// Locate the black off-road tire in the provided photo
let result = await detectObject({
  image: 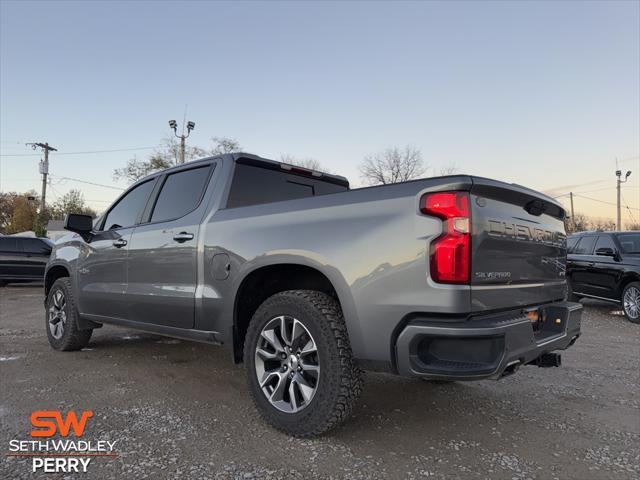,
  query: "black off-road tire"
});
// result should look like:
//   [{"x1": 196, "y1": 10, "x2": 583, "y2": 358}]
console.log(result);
[
  {"x1": 622, "y1": 282, "x2": 640, "y2": 324},
  {"x1": 46, "y1": 277, "x2": 93, "y2": 351},
  {"x1": 244, "y1": 290, "x2": 363, "y2": 437}
]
